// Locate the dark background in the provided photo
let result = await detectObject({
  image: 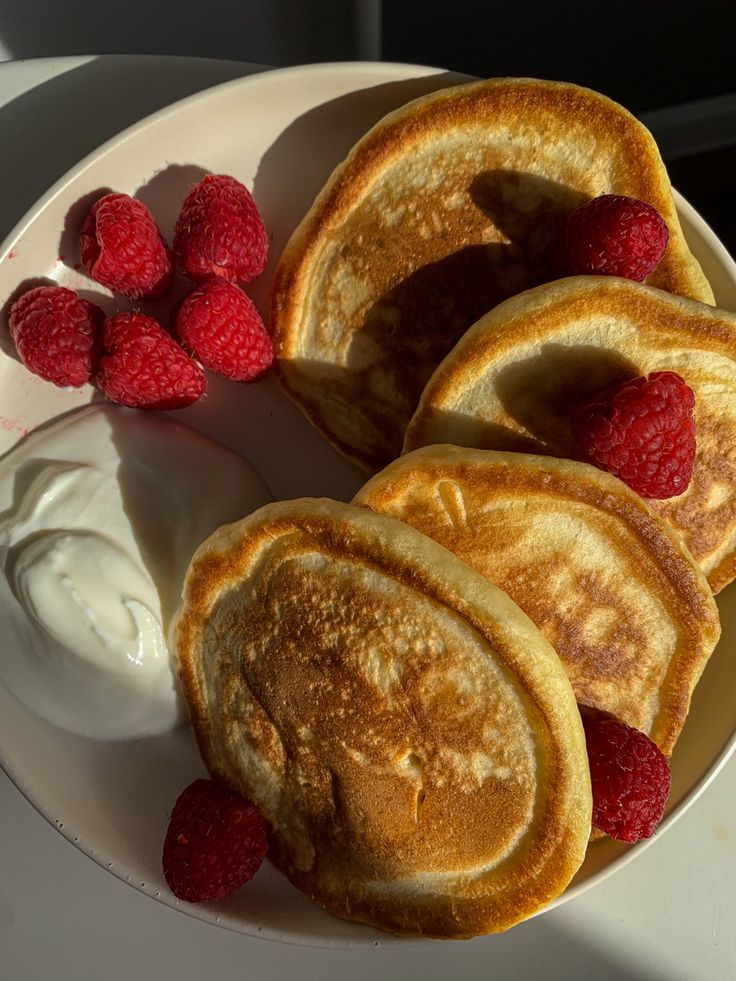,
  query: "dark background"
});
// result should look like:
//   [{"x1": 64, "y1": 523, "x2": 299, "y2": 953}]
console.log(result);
[
  {"x1": 0, "y1": 0, "x2": 734, "y2": 252},
  {"x1": 383, "y1": 0, "x2": 736, "y2": 112},
  {"x1": 1, "y1": 2, "x2": 734, "y2": 114}
]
